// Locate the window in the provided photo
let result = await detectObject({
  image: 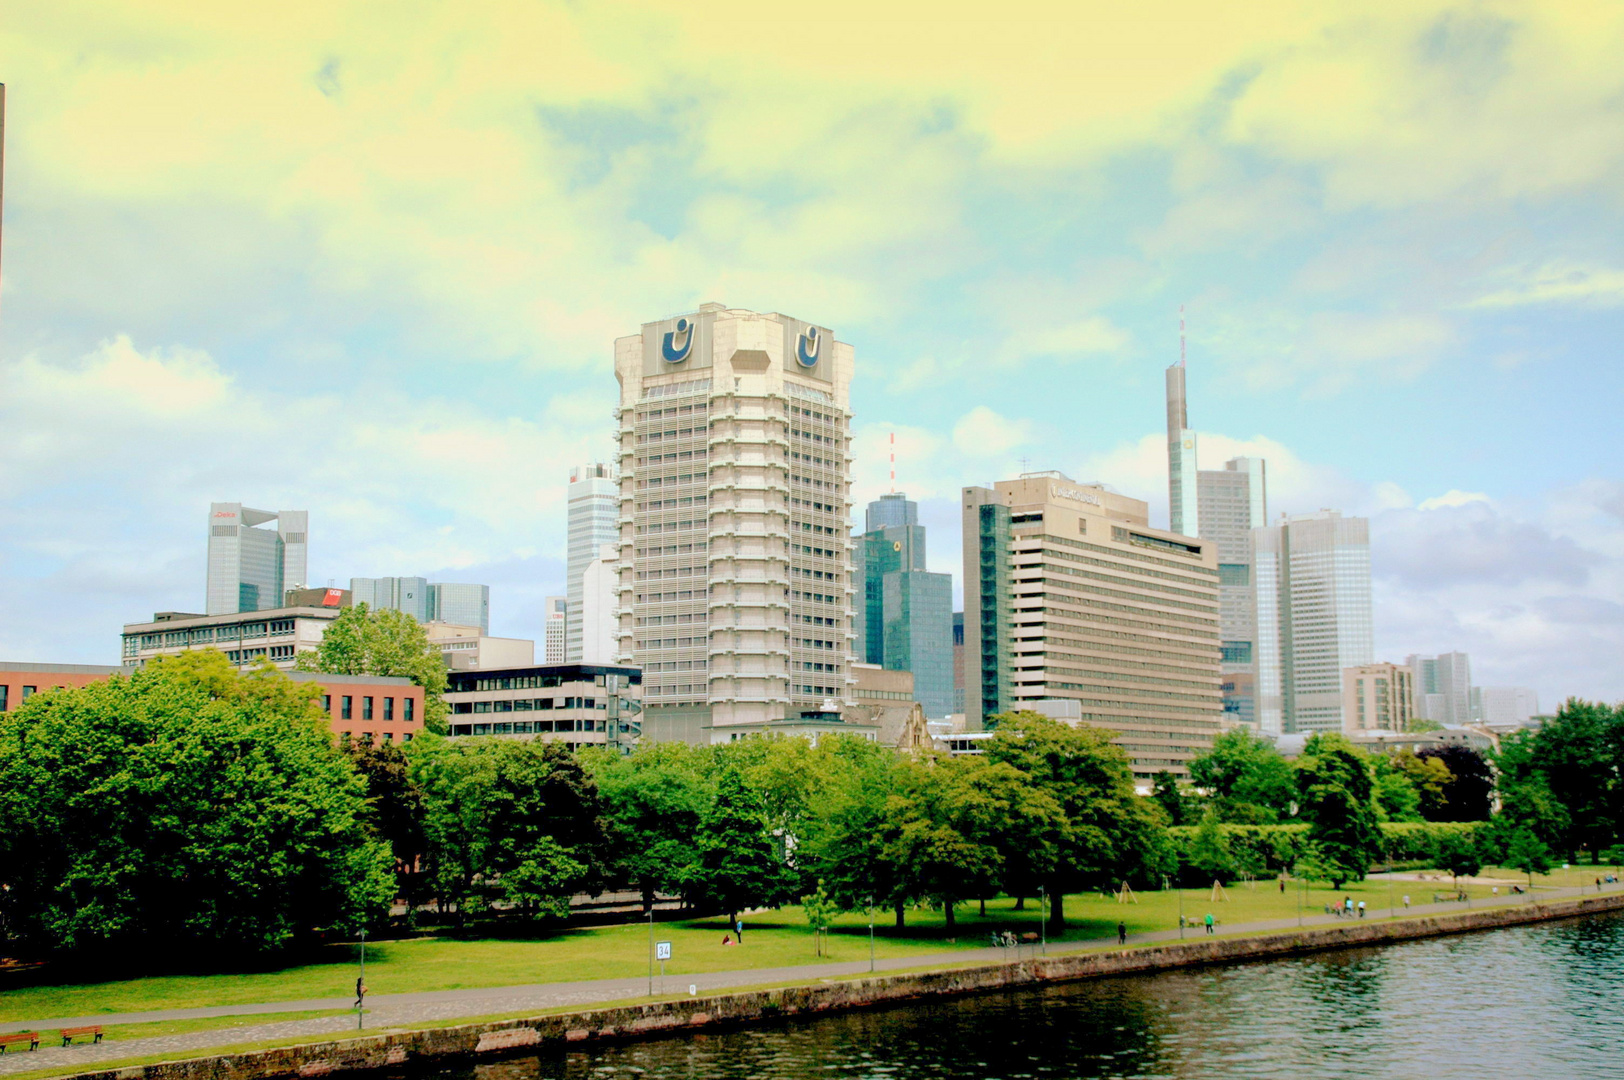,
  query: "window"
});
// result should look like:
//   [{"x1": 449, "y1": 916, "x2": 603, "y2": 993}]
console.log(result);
[
  {"x1": 404, "y1": 698, "x2": 415, "y2": 723},
  {"x1": 321, "y1": 695, "x2": 332, "y2": 712},
  {"x1": 0, "y1": 686, "x2": 6, "y2": 711},
  {"x1": 363, "y1": 696, "x2": 374, "y2": 721},
  {"x1": 384, "y1": 697, "x2": 395, "y2": 721},
  {"x1": 342, "y1": 696, "x2": 353, "y2": 720},
  {"x1": 22, "y1": 686, "x2": 36, "y2": 701}
]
